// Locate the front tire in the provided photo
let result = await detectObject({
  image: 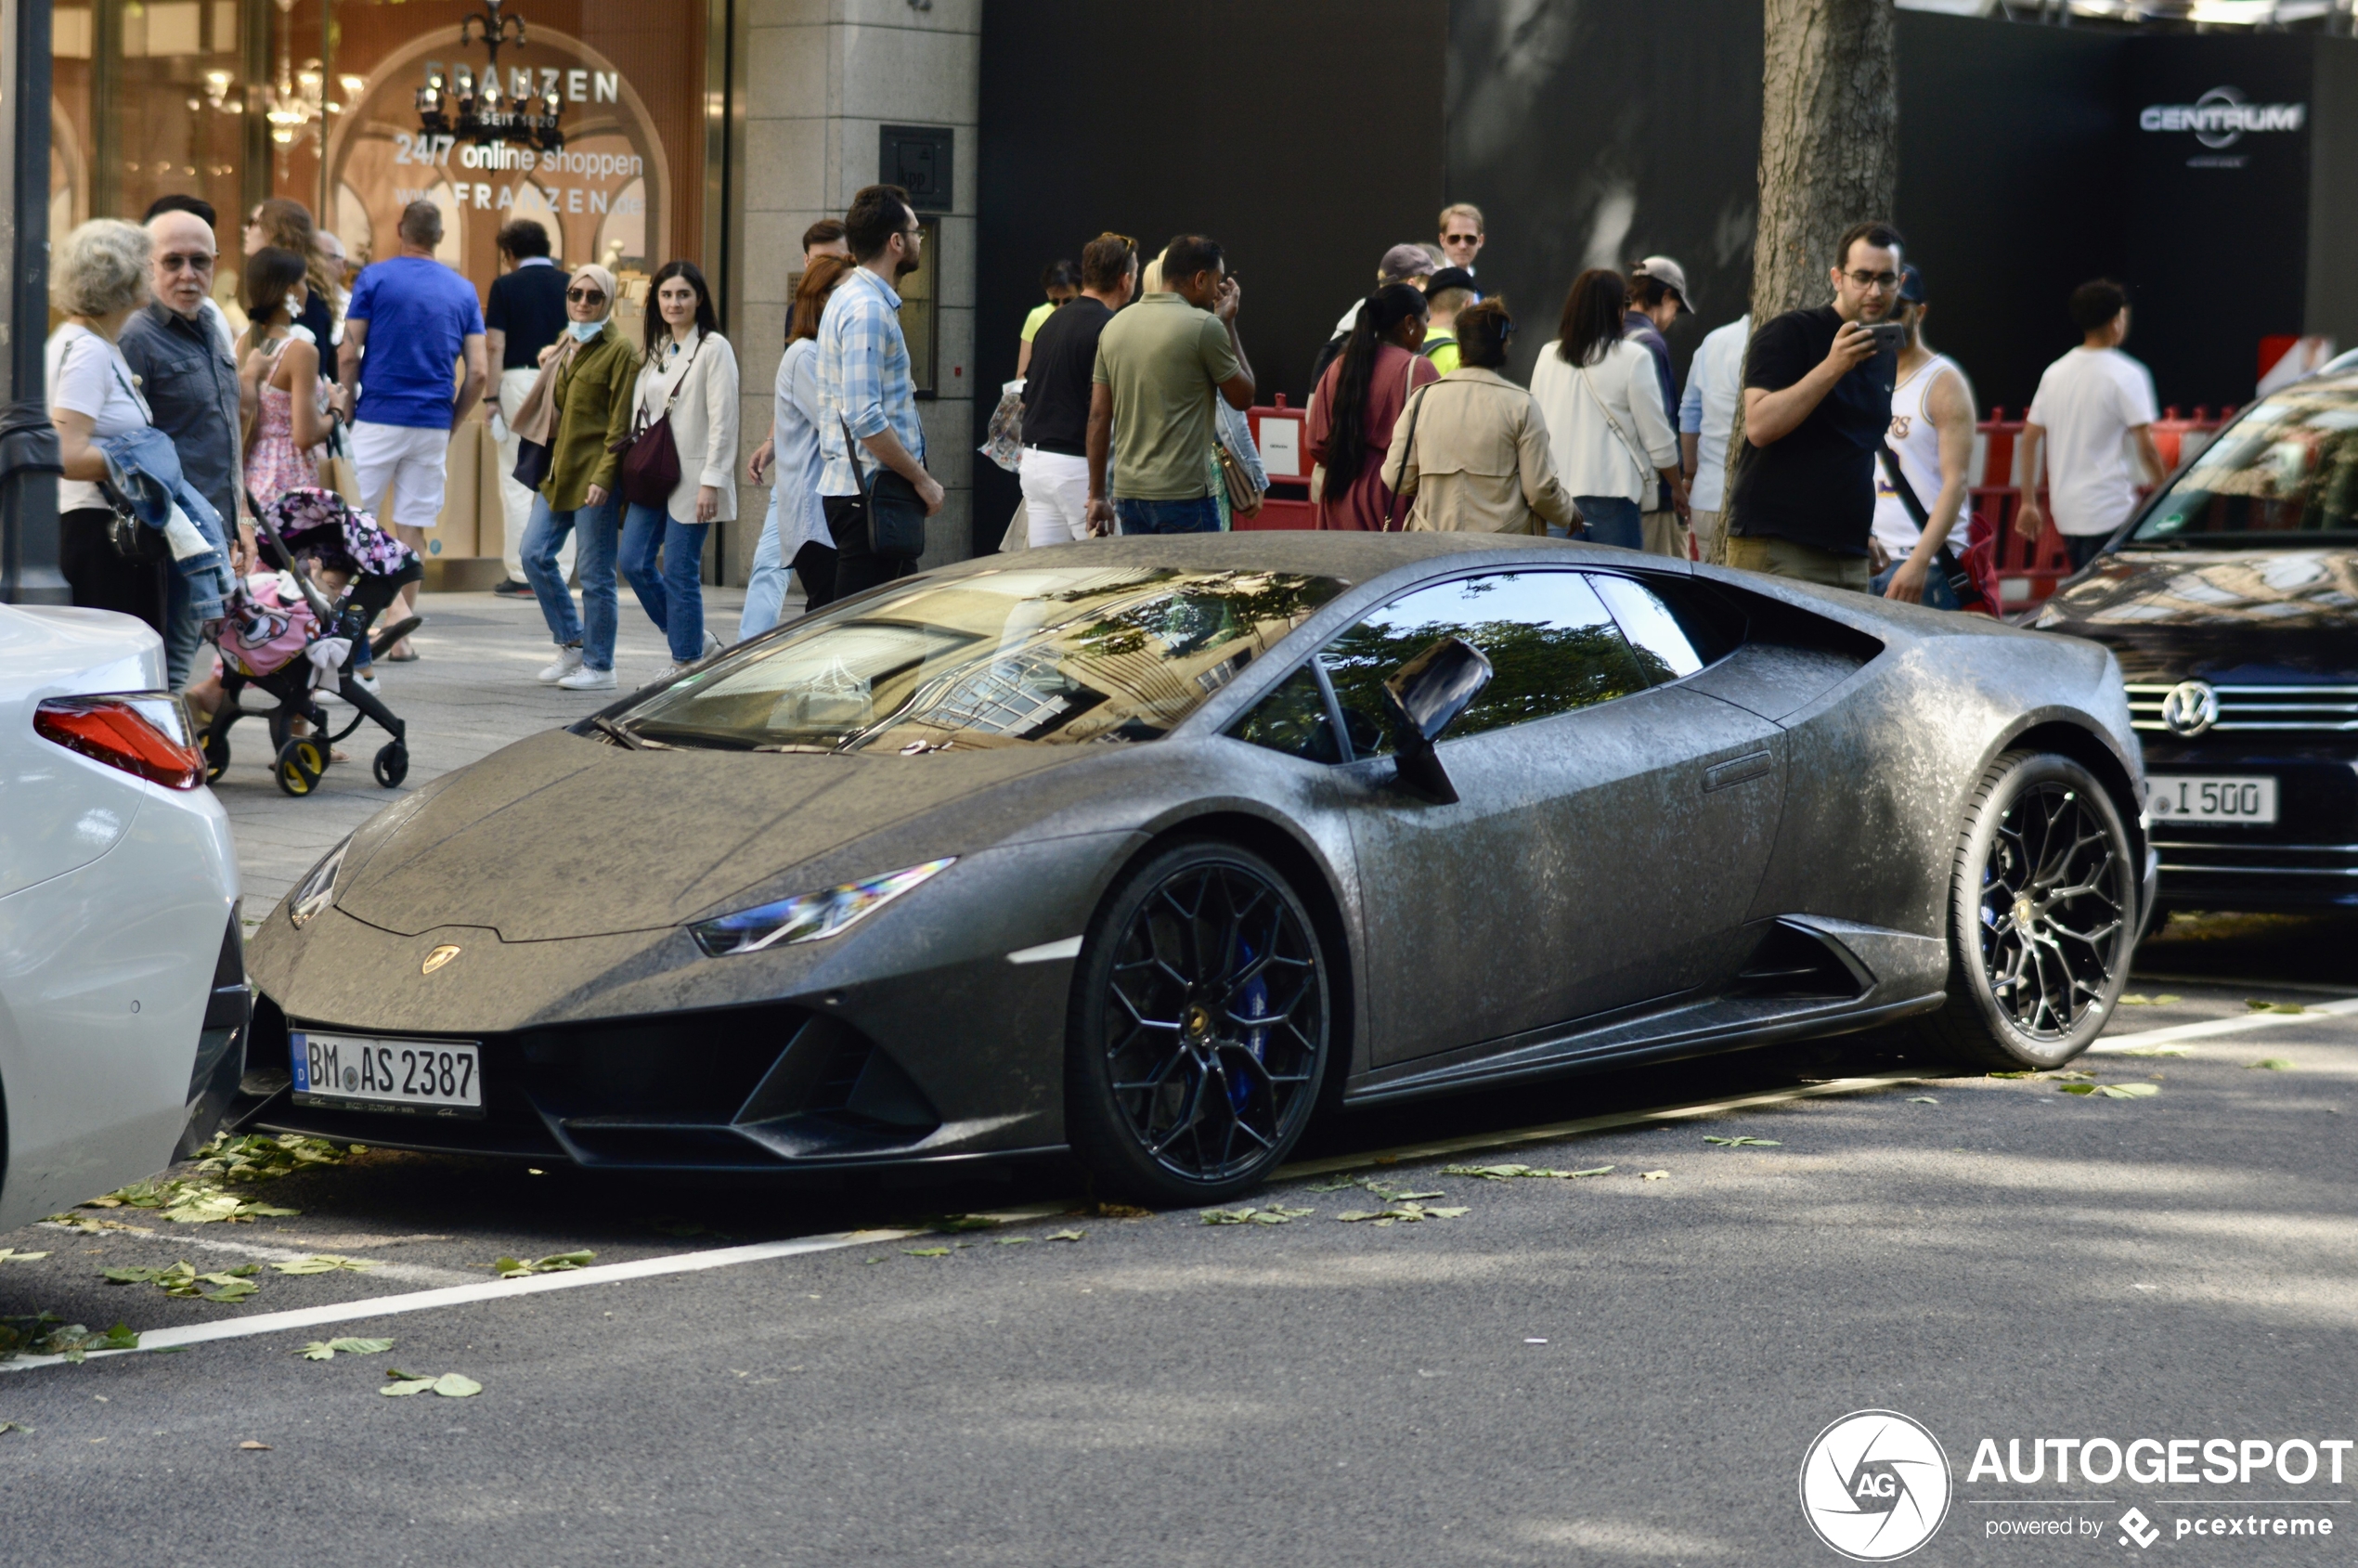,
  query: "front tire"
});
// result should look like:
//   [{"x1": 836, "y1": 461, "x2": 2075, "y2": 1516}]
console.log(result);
[
  {"x1": 1066, "y1": 840, "x2": 1332, "y2": 1206},
  {"x1": 1913, "y1": 750, "x2": 2136, "y2": 1069}
]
